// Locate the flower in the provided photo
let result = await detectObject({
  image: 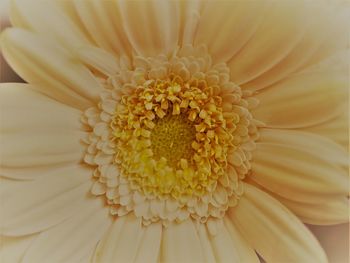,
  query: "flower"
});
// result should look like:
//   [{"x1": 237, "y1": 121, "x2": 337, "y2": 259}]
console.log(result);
[{"x1": 0, "y1": 0, "x2": 348, "y2": 262}]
